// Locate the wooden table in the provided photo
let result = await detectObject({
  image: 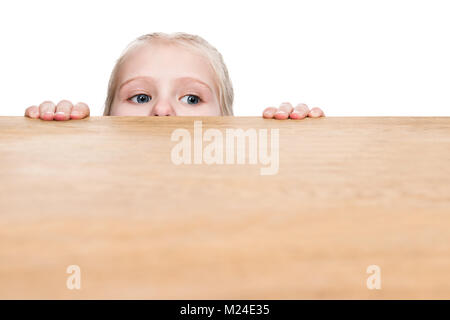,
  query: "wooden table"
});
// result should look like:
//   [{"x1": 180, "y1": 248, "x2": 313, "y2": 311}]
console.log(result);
[{"x1": 1, "y1": 116, "x2": 449, "y2": 299}]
